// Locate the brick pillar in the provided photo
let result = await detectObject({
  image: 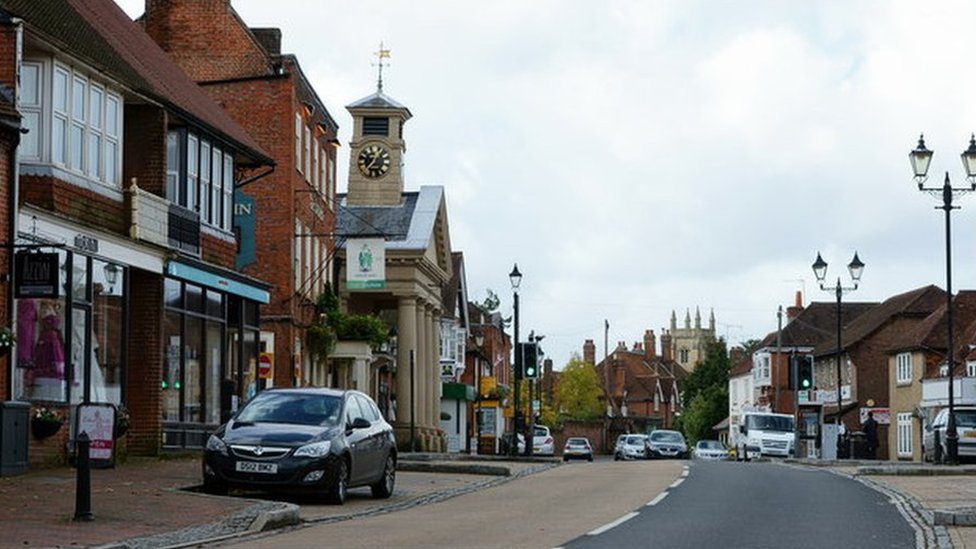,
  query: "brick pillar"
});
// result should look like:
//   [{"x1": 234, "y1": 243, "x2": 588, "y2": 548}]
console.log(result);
[{"x1": 127, "y1": 270, "x2": 164, "y2": 455}]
